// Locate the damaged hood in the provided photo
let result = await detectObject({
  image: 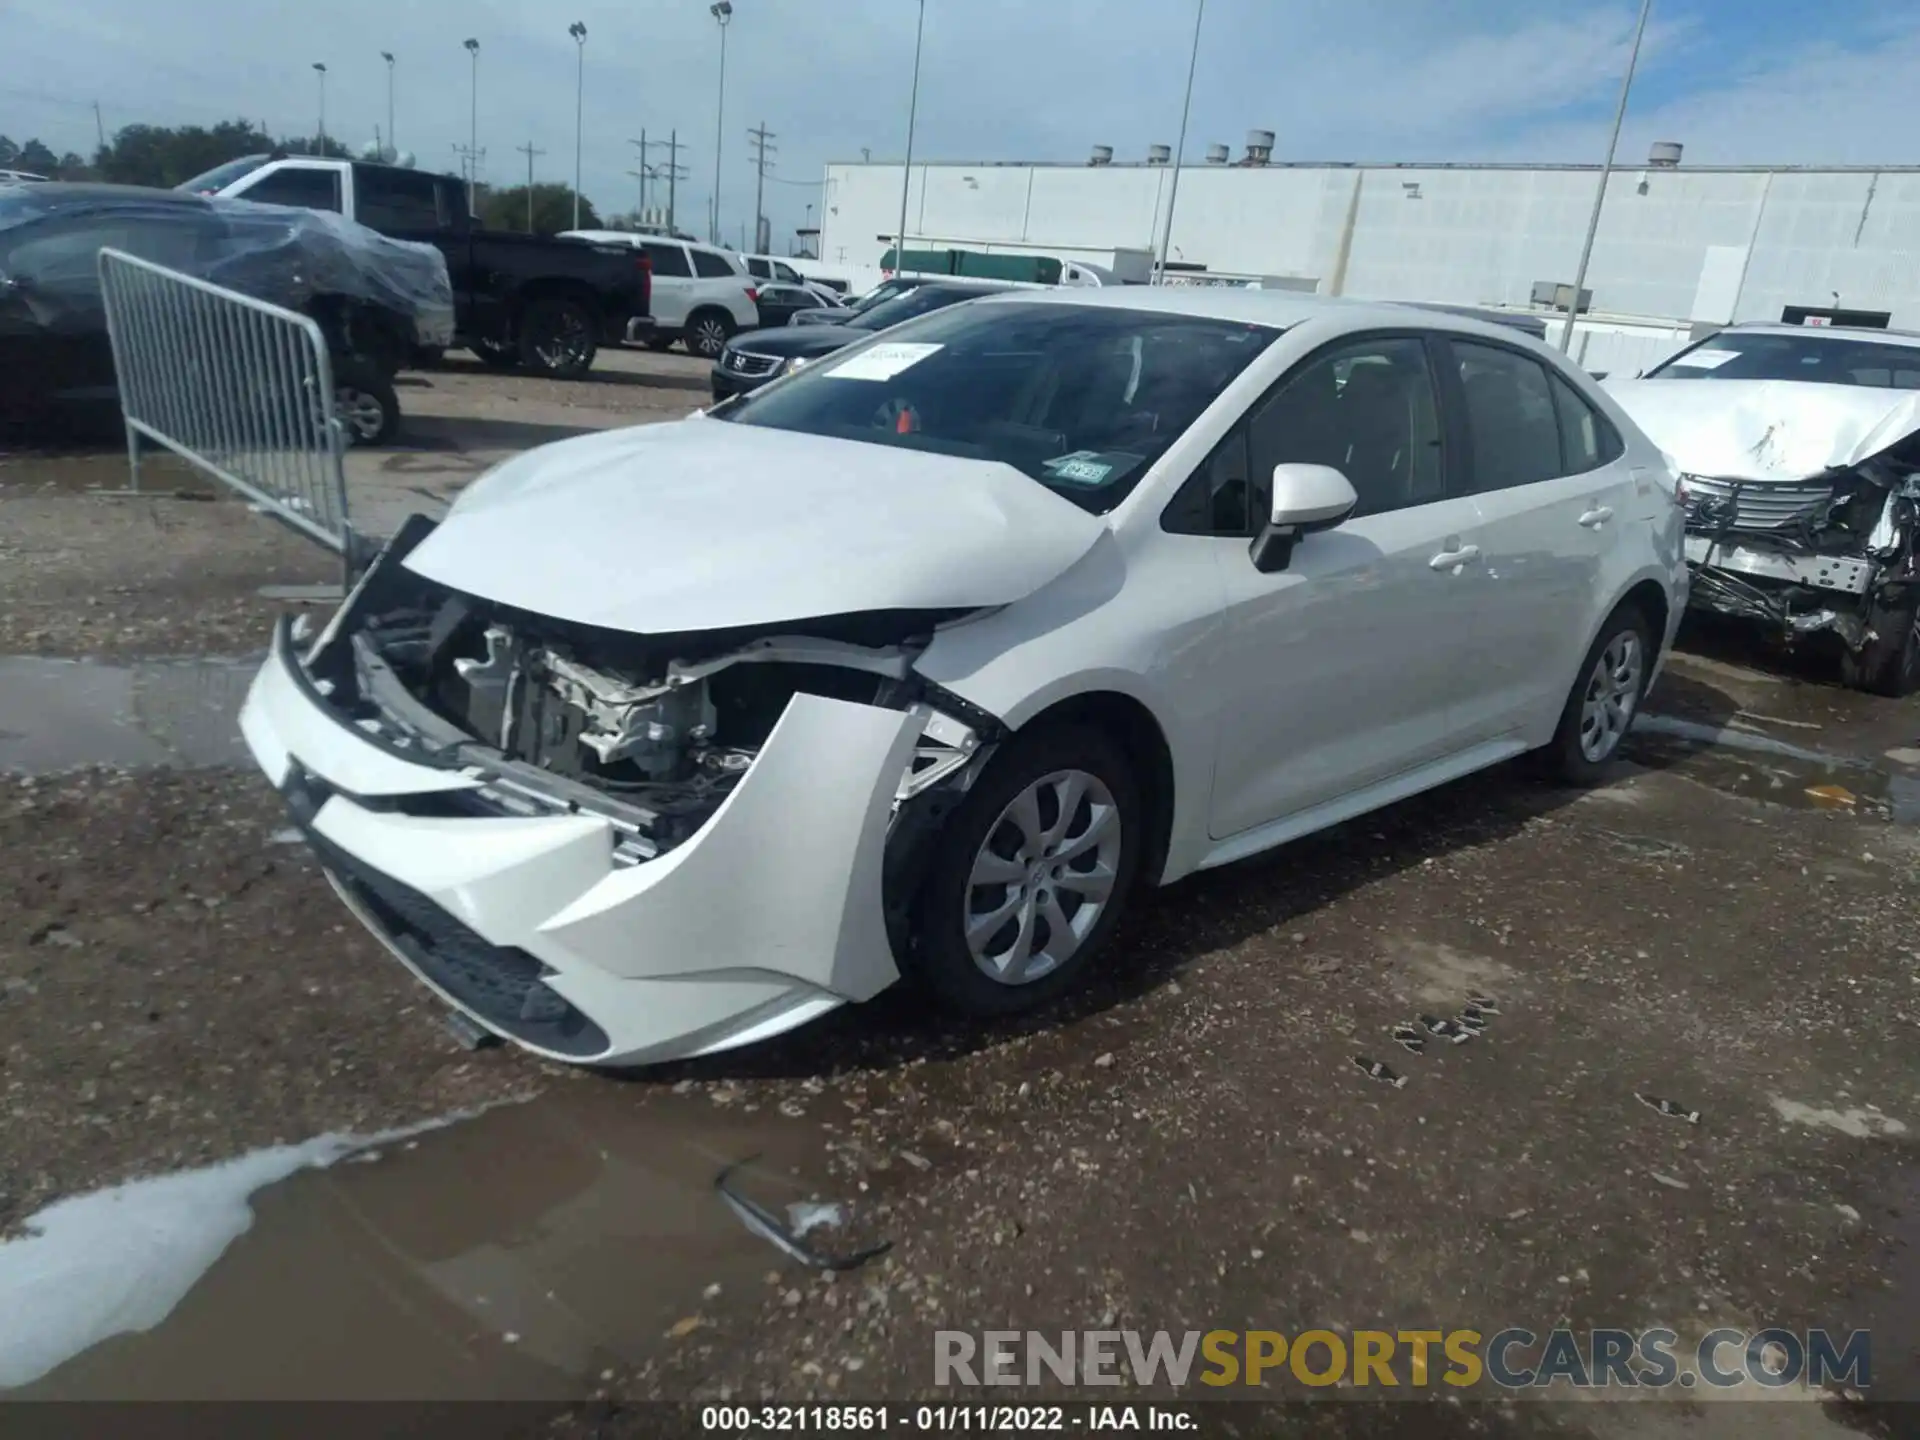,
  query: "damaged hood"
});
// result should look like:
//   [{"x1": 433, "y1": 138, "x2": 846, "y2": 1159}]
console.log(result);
[
  {"x1": 1605, "y1": 378, "x2": 1920, "y2": 482},
  {"x1": 402, "y1": 417, "x2": 1108, "y2": 633}
]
